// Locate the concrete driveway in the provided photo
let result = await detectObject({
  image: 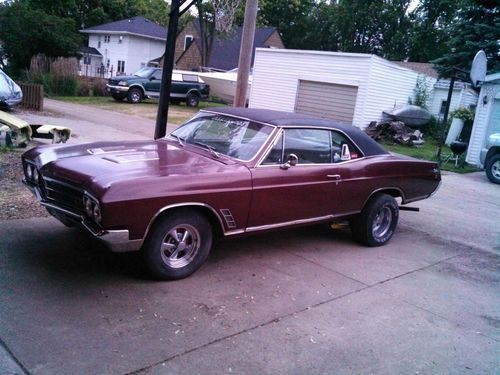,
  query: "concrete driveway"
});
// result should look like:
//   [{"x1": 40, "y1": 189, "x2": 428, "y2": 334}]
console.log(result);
[{"x1": 1, "y1": 101, "x2": 499, "y2": 374}]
